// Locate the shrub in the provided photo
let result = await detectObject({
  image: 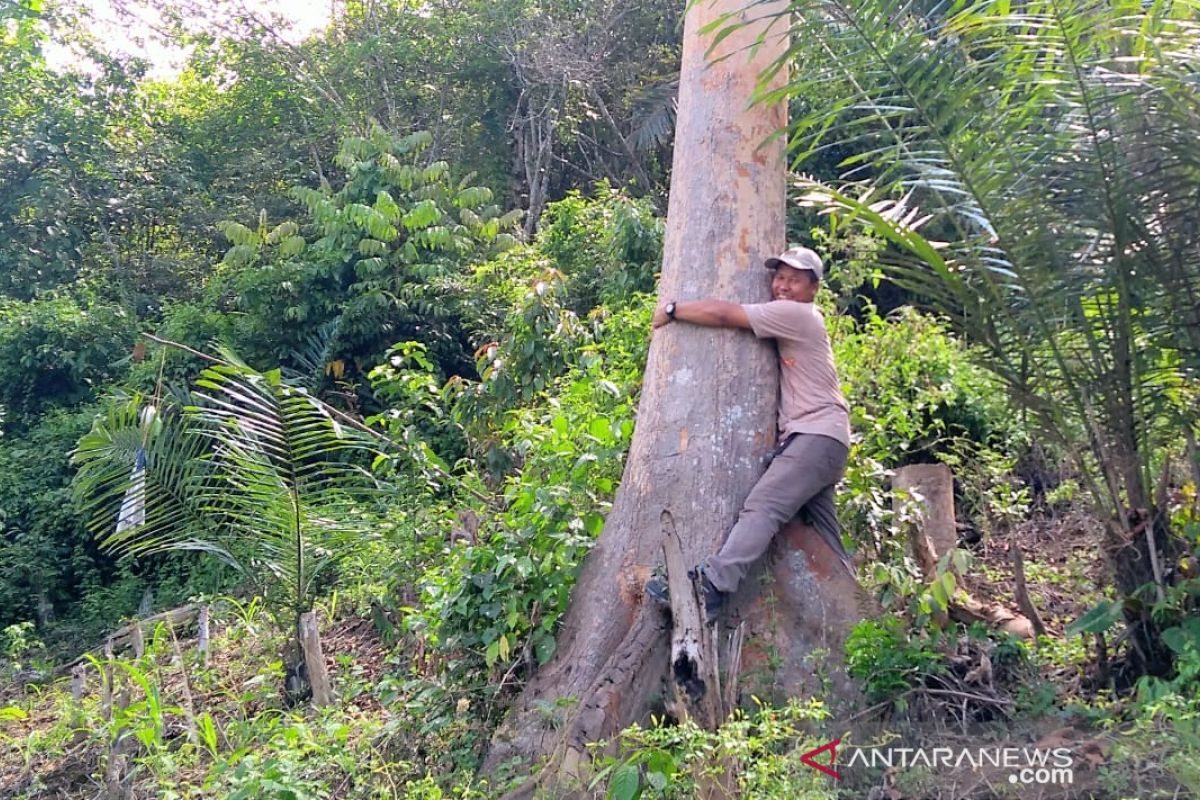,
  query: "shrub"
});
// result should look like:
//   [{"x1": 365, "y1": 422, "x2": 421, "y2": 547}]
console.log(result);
[
  {"x1": 845, "y1": 617, "x2": 945, "y2": 706},
  {"x1": 537, "y1": 185, "x2": 663, "y2": 315},
  {"x1": 593, "y1": 700, "x2": 835, "y2": 799},
  {"x1": 0, "y1": 296, "x2": 137, "y2": 424}
]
